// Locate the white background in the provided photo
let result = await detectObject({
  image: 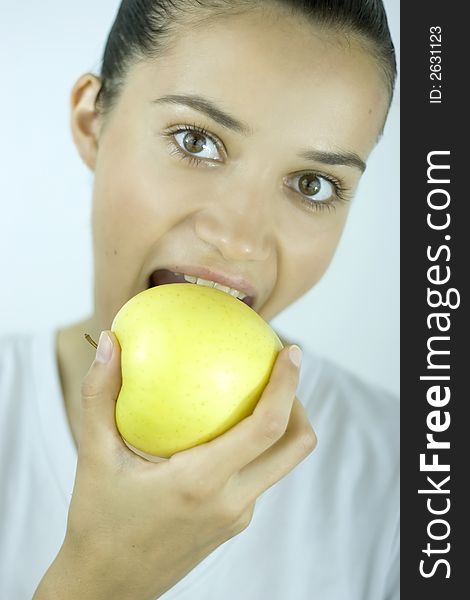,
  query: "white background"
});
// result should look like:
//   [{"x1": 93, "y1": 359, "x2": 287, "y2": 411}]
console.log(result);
[{"x1": 0, "y1": 0, "x2": 399, "y2": 395}]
